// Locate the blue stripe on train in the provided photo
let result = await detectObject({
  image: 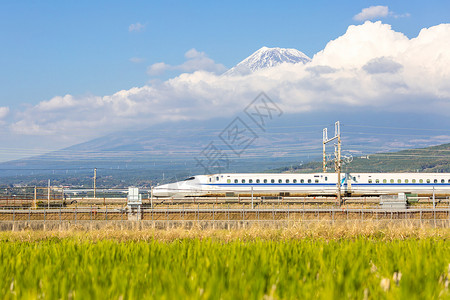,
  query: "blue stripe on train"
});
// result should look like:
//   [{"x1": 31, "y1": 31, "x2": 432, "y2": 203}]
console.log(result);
[{"x1": 203, "y1": 183, "x2": 450, "y2": 187}]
